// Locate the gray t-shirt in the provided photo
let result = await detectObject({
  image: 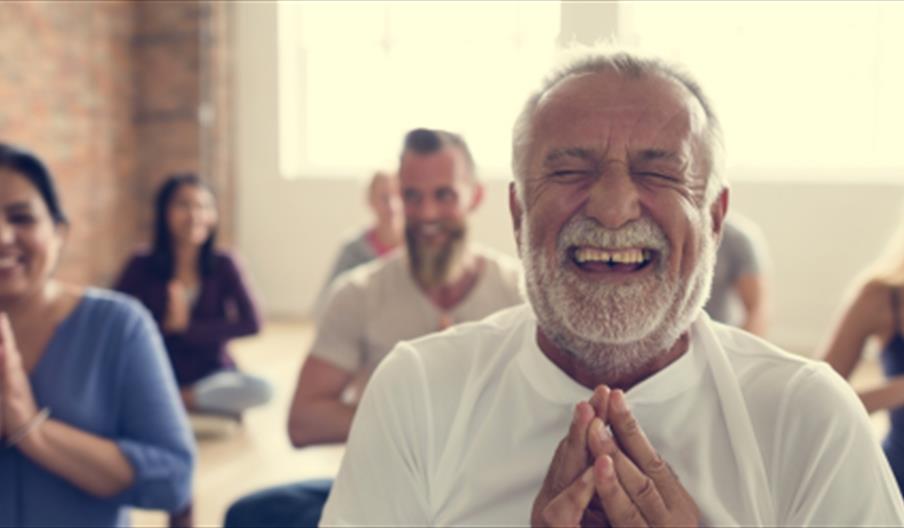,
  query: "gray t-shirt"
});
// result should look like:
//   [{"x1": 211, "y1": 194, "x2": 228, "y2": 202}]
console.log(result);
[
  {"x1": 311, "y1": 247, "x2": 524, "y2": 373},
  {"x1": 705, "y1": 215, "x2": 769, "y2": 325}
]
